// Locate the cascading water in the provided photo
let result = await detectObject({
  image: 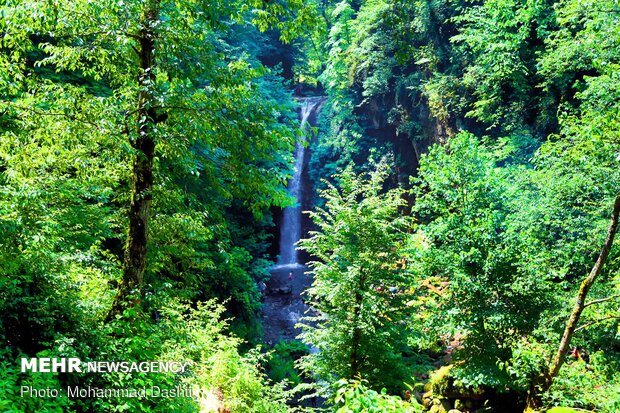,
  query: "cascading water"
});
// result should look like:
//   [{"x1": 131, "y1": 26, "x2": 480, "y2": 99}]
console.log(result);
[
  {"x1": 276, "y1": 97, "x2": 323, "y2": 267},
  {"x1": 262, "y1": 96, "x2": 324, "y2": 346},
  {"x1": 262, "y1": 96, "x2": 325, "y2": 408}
]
